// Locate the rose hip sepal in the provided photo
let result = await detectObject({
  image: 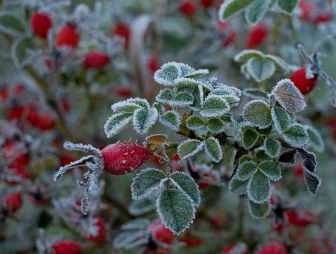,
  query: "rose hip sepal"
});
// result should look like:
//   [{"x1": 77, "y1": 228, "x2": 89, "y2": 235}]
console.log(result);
[{"x1": 54, "y1": 141, "x2": 151, "y2": 214}]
